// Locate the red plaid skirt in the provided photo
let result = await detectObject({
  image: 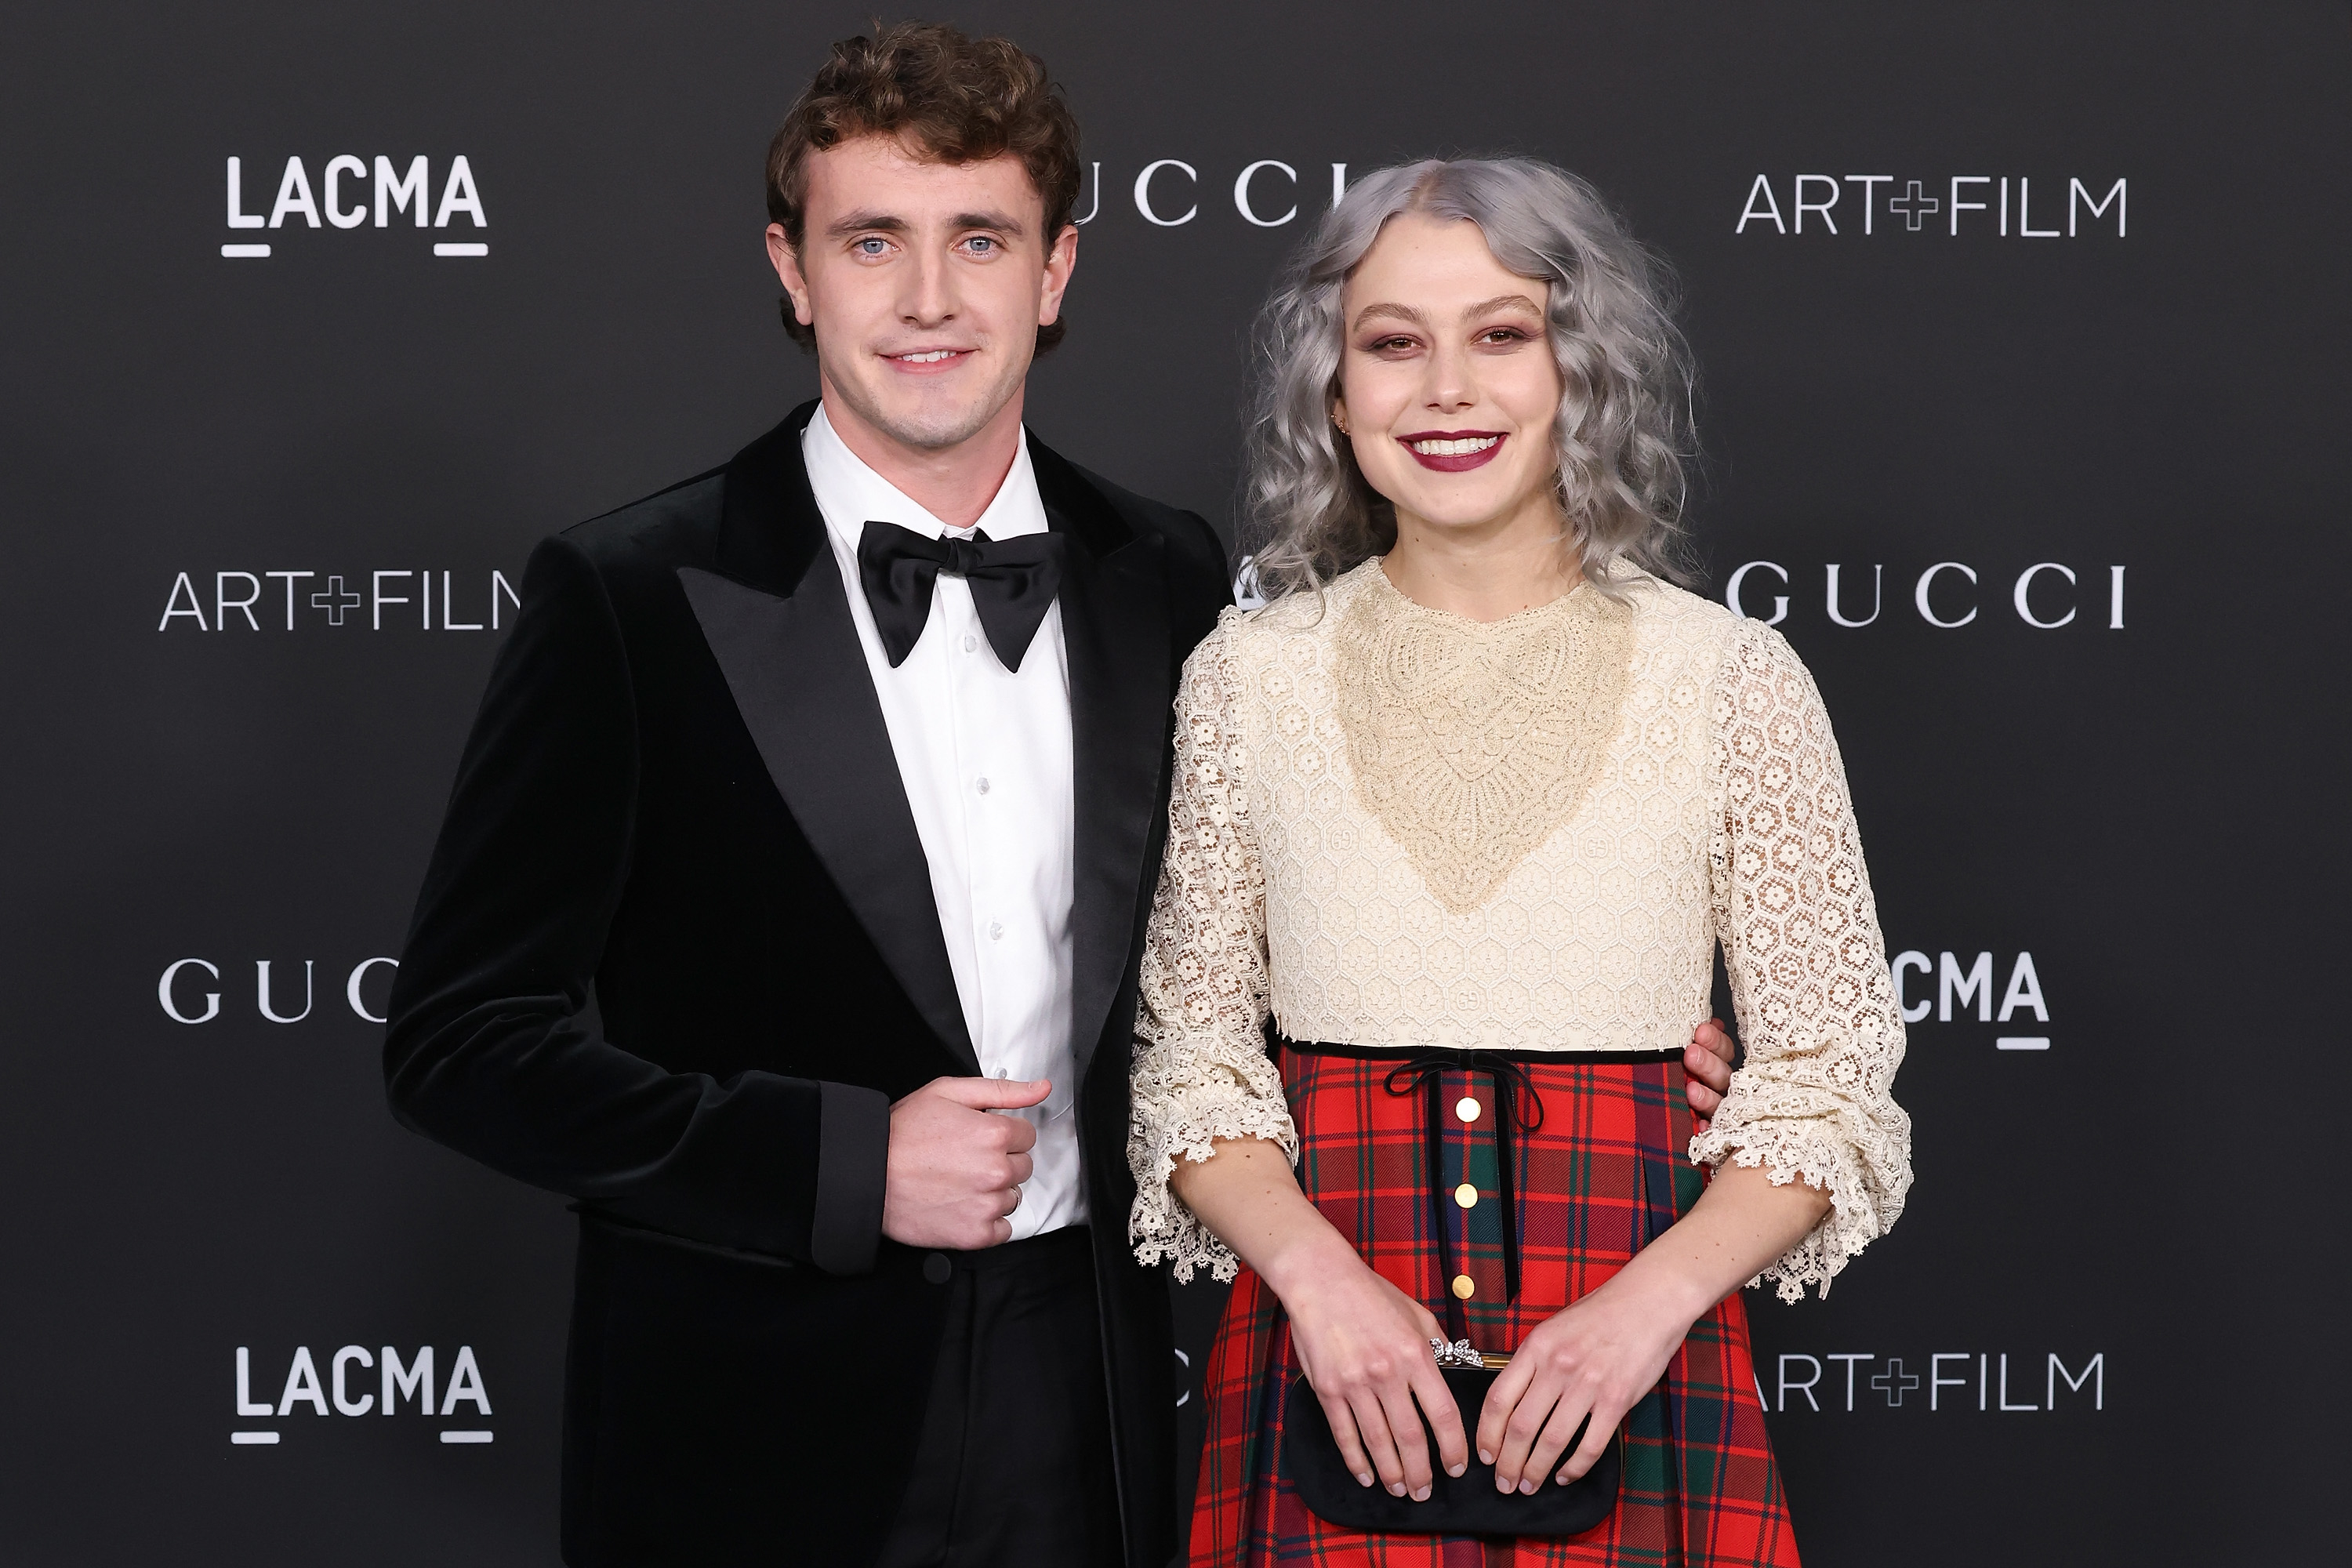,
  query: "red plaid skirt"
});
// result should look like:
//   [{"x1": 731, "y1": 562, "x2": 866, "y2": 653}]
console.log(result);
[{"x1": 1188, "y1": 1047, "x2": 1799, "y2": 1567}]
